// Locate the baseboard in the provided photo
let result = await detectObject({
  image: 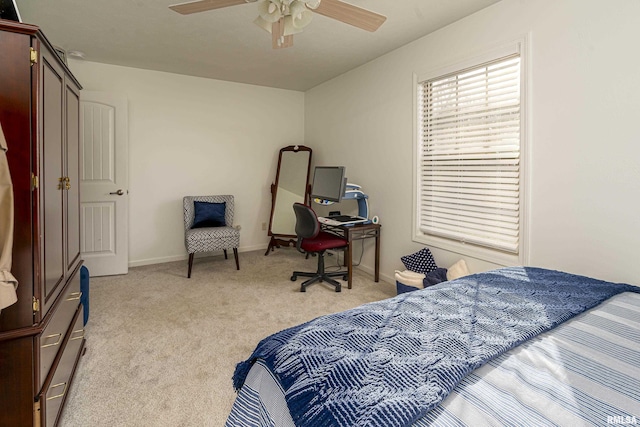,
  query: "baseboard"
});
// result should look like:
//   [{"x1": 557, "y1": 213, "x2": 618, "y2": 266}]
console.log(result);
[
  {"x1": 128, "y1": 245, "x2": 394, "y2": 284},
  {"x1": 129, "y1": 244, "x2": 267, "y2": 268},
  {"x1": 355, "y1": 263, "x2": 392, "y2": 285}
]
